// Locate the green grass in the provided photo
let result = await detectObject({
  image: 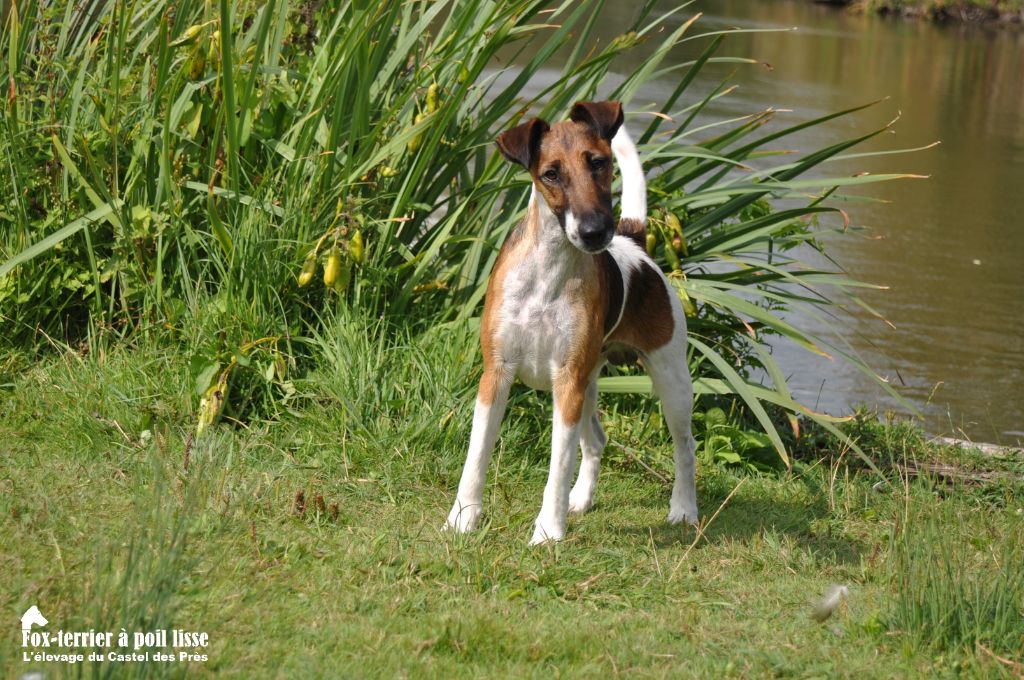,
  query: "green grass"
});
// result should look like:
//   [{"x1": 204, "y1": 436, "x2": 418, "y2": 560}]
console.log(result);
[
  {"x1": 890, "y1": 501, "x2": 1024, "y2": 659},
  {"x1": 2, "y1": 318, "x2": 1021, "y2": 678},
  {"x1": 3, "y1": 1, "x2": 1020, "y2": 676}
]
